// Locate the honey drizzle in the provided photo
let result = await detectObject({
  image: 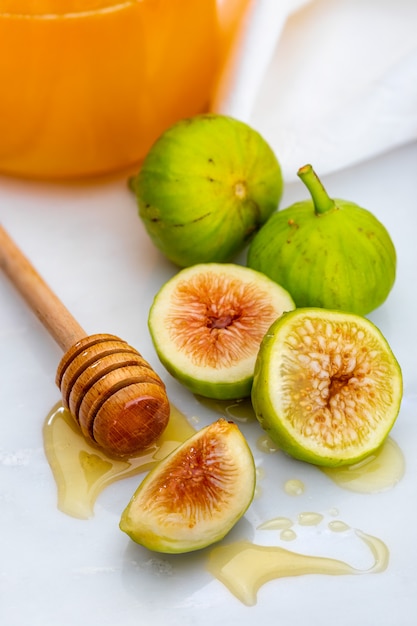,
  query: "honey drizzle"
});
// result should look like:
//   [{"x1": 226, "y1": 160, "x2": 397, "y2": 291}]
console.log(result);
[
  {"x1": 207, "y1": 529, "x2": 389, "y2": 606},
  {"x1": 43, "y1": 402, "x2": 195, "y2": 519},
  {"x1": 201, "y1": 400, "x2": 397, "y2": 606},
  {"x1": 42, "y1": 396, "x2": 402, "y2": 608}
]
